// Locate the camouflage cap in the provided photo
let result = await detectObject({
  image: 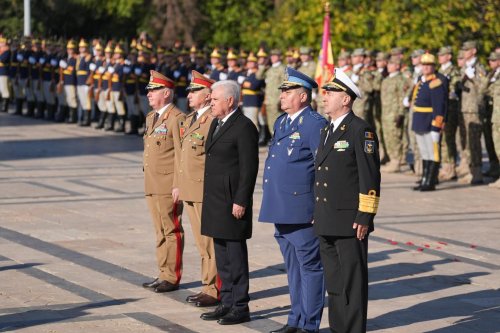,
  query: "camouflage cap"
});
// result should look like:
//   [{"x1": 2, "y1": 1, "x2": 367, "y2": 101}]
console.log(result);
[
  {"x1": 351, "y1": 48, "x2": 365, "y2": 57},
  {"x1": 461, "y1": 40, "x2": 478, "y2": 50},
  {"x1": 270, "y1": 49, "x2": 282, "y2": 56},
  {"x1": 299, "y1": 46, "x2": 311, "y2": 55},
  {"x1": 390, "y1": 47, "x2": 404, "y2": 56},
  {"x1": 376, "y1": 52, "x2": 388, "y2": 61},
  {"x1": 338, "y1": 49, "x2": 351, "y2": 60},
  {"x1": 411, "y1": 49, "x2": 425, "y2": 58},
  {"x1": 488, "y1": 52, "x2": 500, "y2": 61},
  {"x1": 457, "y1": 50, "x2": 465, "y2": 59},
  {"x1": 437, "y1": 46, "x2": 452, "y2": 56},
  {"x1": 388, "y1": 56, "x2": 401, "y2": 65}
]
